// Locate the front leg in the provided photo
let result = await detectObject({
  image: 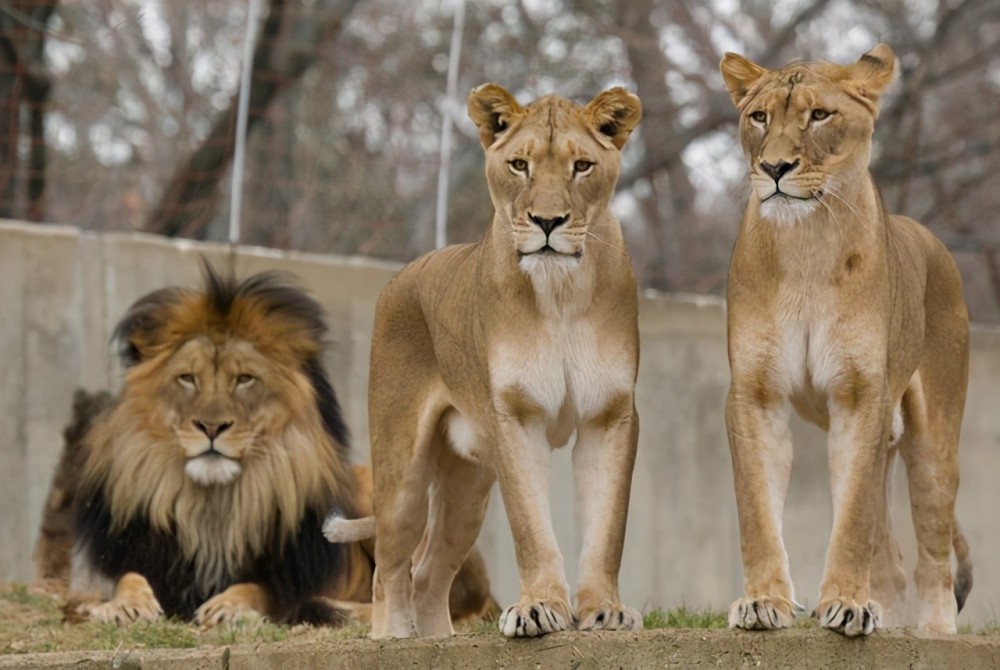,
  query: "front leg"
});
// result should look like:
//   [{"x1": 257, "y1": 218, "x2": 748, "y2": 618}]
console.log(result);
[
  {"x1": 194, "y1": 583, "x2": 269, "y2": 628},
  {"x1": 493, "y1": 415, "x2": 573, "y2": 638},
  {"x1": 573, "y1": 398, "x2": 642, "y2": 632},
  {"x1": 89, "y1": 572, "x2": 163, "y2": 625},
  {"x1": 726, "y1": 391, "x2": 797, "y2": 631},
  {"x1": 815, "y1": 389, "x2": 889, "y2": 637}
]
